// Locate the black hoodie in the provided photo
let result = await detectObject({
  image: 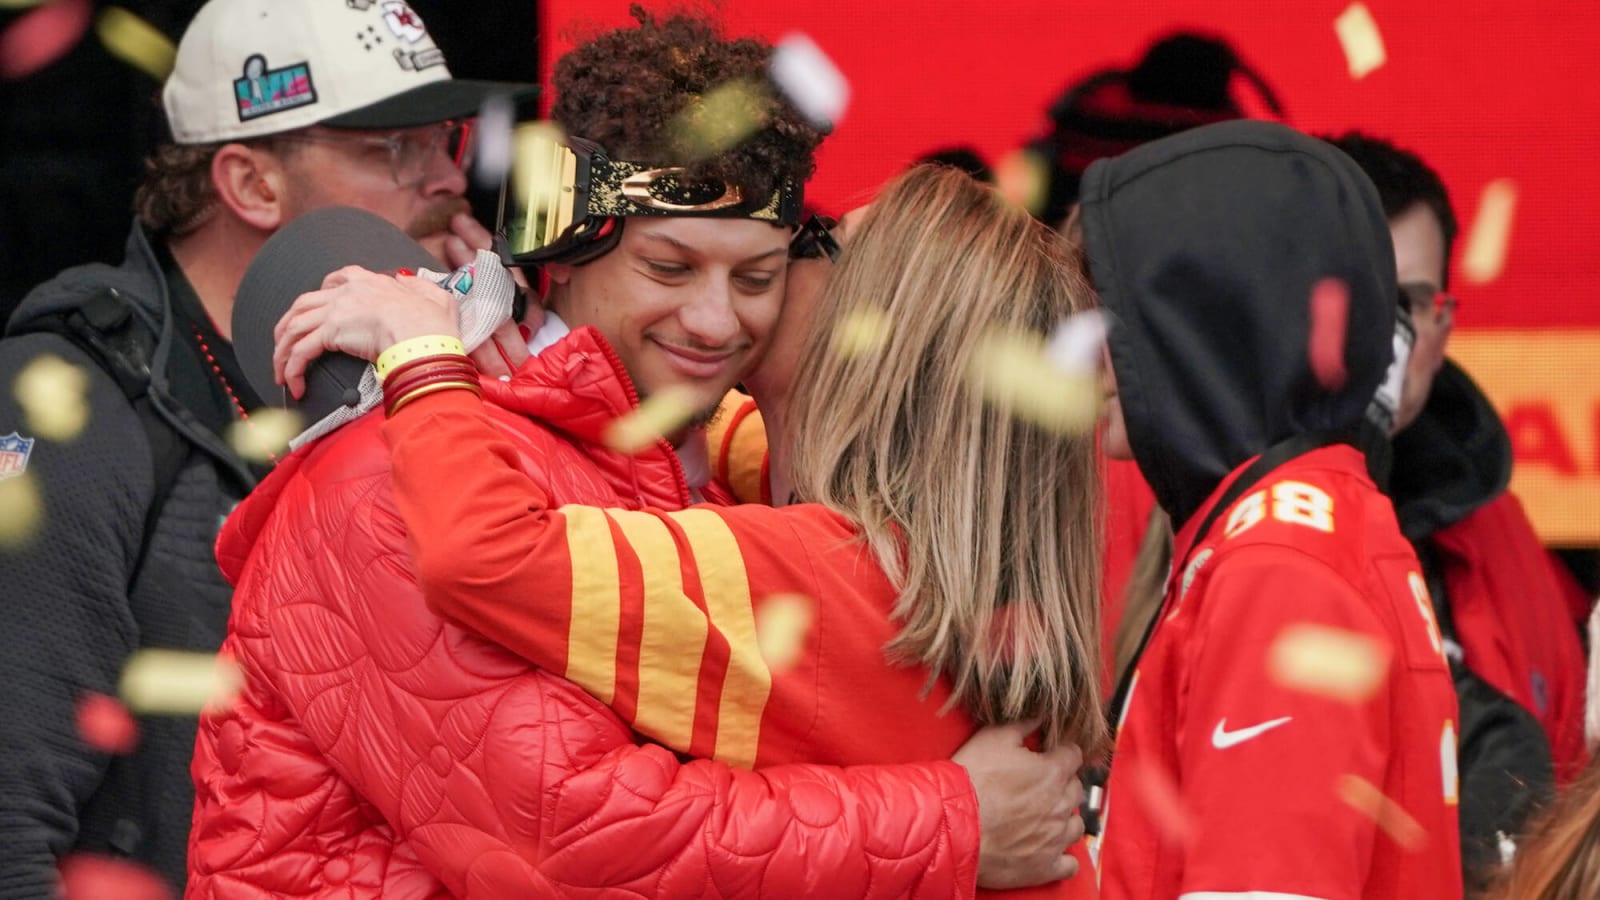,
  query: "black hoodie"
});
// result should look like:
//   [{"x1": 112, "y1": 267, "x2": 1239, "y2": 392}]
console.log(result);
[
  {"x1": 1078, "y1": 120, "x2": 1397, "y2": 528},
  {"x1": 1391, "y1": 359, "x2": 1511, "y2": 543}
]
